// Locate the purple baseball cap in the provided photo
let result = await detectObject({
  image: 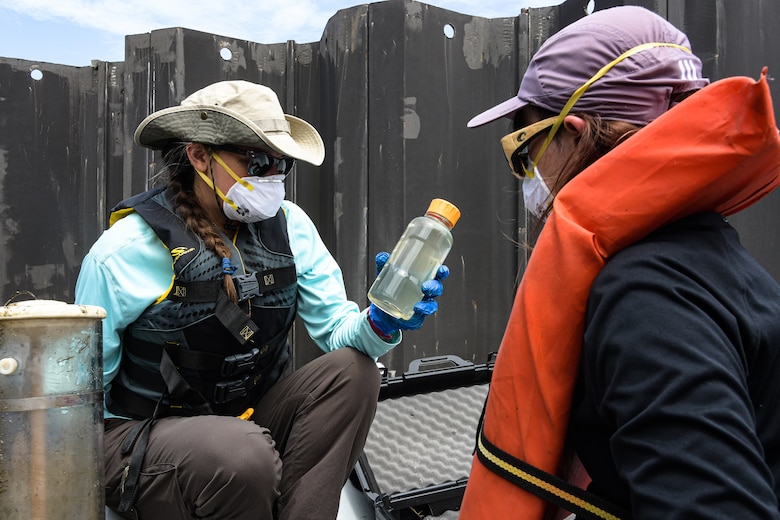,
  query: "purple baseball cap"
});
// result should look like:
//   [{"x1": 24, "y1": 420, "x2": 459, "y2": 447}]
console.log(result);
[{"x1": 467, "y1": 5, "x2": 709, "y2": 128}]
